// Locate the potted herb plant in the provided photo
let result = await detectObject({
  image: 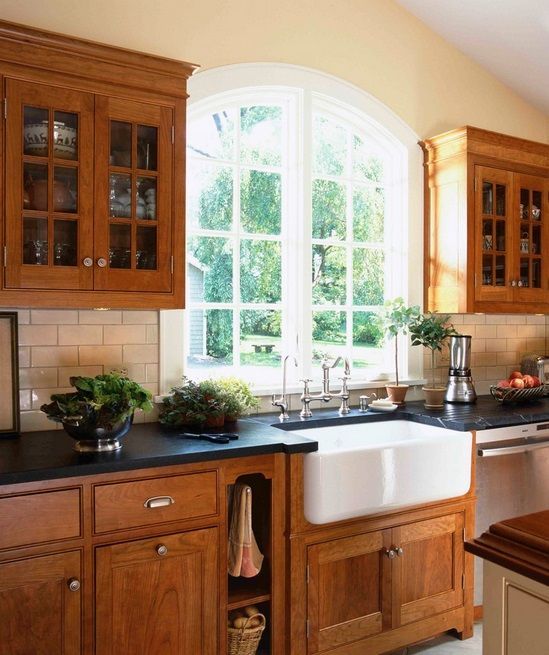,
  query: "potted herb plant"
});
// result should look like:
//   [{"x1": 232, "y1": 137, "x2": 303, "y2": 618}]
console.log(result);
[
  {"x1": 376, "y1": 298, "x2": 420, "y2": 404},
  {"x1": 41, "y1": 372, "x2": 152, "y2": 452},
  {"x1": 410, "y1": 312, "x2": 456, "y2": 408},
  {"x1": 216, "y1": 376, "x2": 259, "y2": 424},
  {"x1": 159, "y1": 378, "x2": 225, "y2": 429}
]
